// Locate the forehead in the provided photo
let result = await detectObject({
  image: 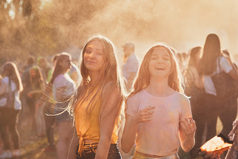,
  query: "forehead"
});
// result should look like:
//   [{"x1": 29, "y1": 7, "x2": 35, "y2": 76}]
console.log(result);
[
  {"x1": 151, "y1": 47, "x2": 170, "y2": 57},
  {"x1": 86, "y1": 40, "x2": 104, "y2": 50}
]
